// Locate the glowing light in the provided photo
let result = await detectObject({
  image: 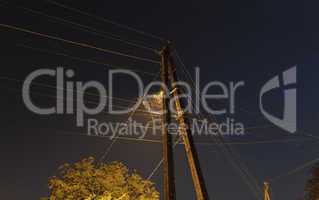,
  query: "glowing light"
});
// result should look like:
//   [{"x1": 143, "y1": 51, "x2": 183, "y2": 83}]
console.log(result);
[{"x1": 142, "y1": 91, "x2": 163, "y2": 115}]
